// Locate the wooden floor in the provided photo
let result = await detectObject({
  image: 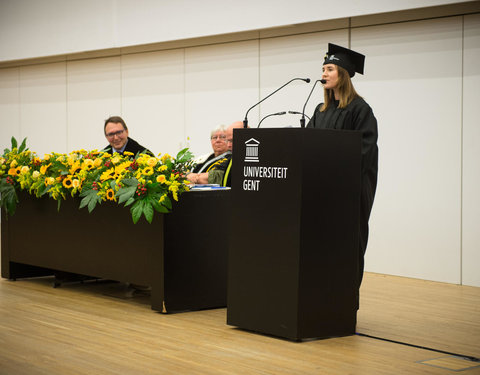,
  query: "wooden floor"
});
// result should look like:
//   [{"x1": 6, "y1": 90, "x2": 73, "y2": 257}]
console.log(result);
[{"x1": 0, "y1": 272, "x2": 479, "y2": 375}]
